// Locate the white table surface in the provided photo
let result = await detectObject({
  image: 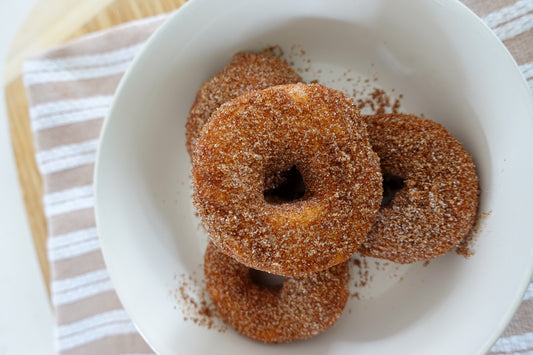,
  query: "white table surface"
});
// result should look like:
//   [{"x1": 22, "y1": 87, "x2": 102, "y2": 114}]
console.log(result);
[{"x1": 0, "y1": 0, "x2": 55, "y2": 354}]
